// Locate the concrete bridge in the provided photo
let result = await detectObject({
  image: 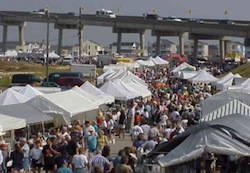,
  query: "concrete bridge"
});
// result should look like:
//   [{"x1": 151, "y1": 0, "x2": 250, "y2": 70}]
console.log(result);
[{"x1": 1, "y1": 10, "x2": 250, "y2": 62}]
